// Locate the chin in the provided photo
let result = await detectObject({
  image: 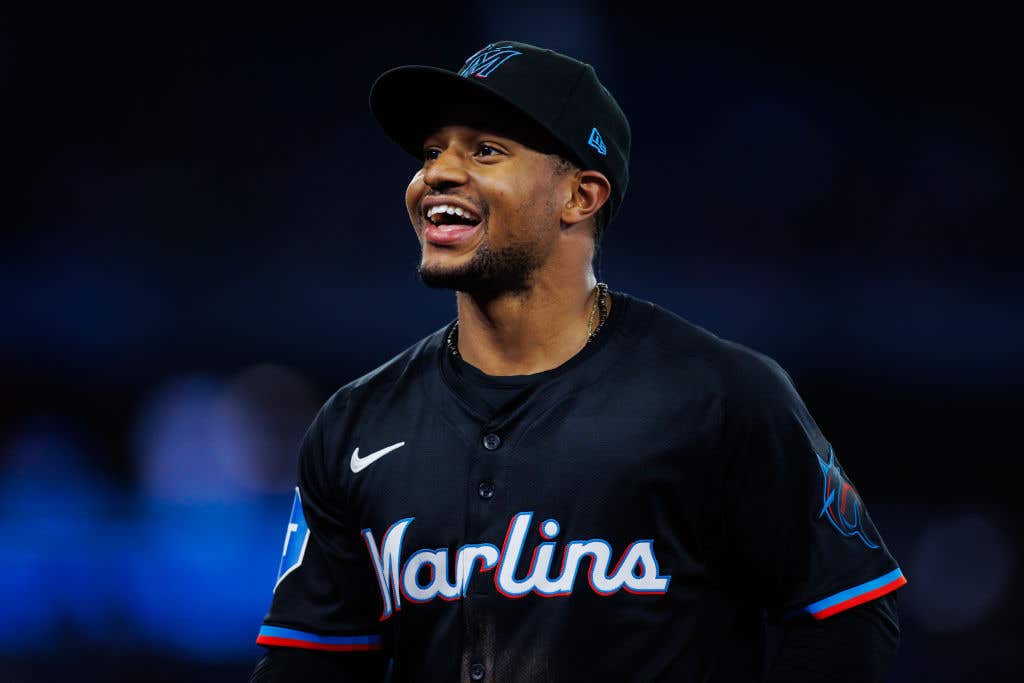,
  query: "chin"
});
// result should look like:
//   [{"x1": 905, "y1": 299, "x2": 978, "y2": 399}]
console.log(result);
[
  {"x1": 418, "y1": 263, "x2": 476, "y2": 292},
  {"x1": 419, "y1": 250, "x2": 474, "y2": 277},
  {"x1": 416, "y1": 238, "x2": 541, "y2": 296}
]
